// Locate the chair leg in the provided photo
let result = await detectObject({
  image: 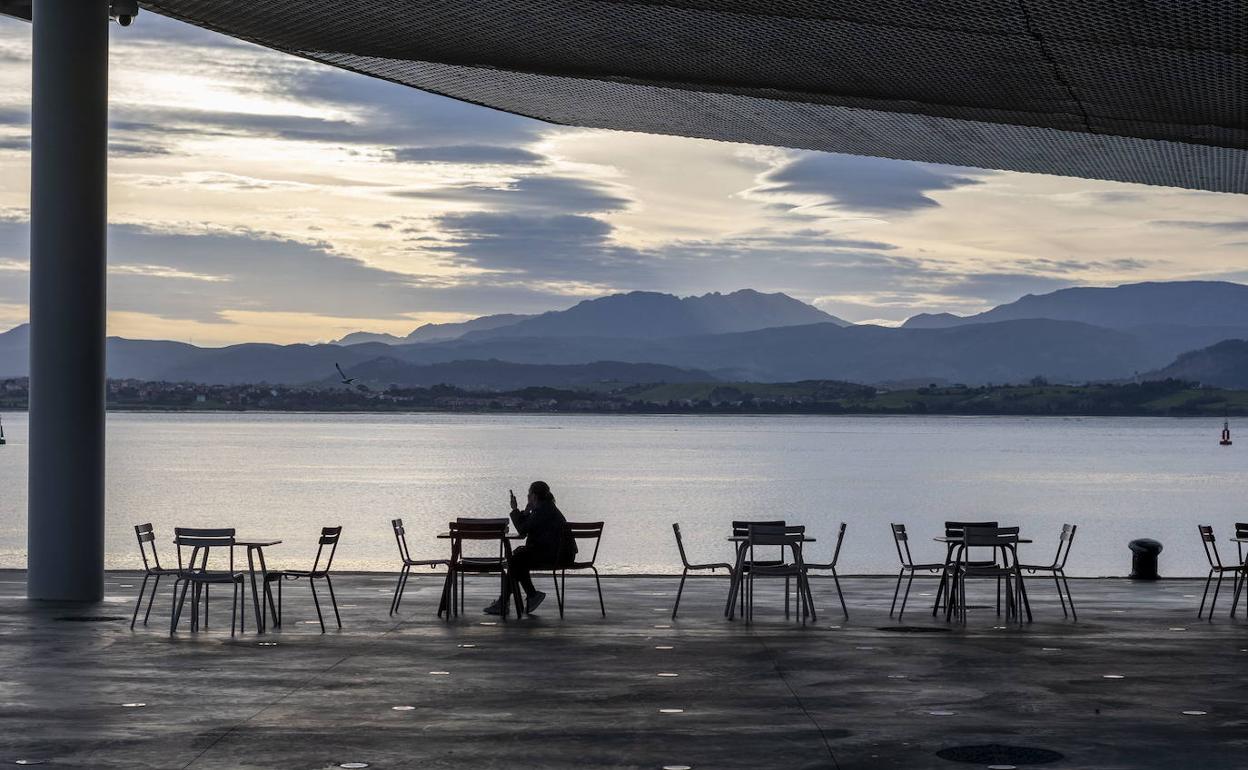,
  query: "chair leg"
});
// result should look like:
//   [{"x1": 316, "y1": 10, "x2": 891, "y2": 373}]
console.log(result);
[
  {"x1": 171, "y1": 578, "x2": 189, "y2": 634},
  {"x1": 190, "y1": 583, "x2": 200, "y2": 632},
  {"x1": 559, "y1": 570, "x2": 567, "y2": 619},
  {"x1": 593, "y1": 568, "x2": 606, "y2": 617},
  {"x1": 1059, "y1": 570, "x2": 1077, "y2": 621},
  {"x1": 832, "y1": 569, "x2": 848, "y2": 618},
  {"x1": 1052, "y1": 572, "x2": 1069, "y2": 618},
  {"x1": 890, "y1": 569, "x2": 904, "y2": 616},
  {"x1": 203, "y1": 584, "x2": 209, "y2": 630},
  {"x1": 277, "y1": 578, "x2": 284, "y2": 627},
  {"x1": 1198, "y1": 570, "x2": 1215, "y2": 618},
  {"x1": 325, "y1": 575, "x2": 343, "y2": 628},
  {"x1": 390, "y1": 566, "x2": 407, "y2": 615},
  {"x1": 231, "y1": 583, "x2": 238, "y2": 637},
  {"x1": 1209, "y1": 572, "x2": 1225, "y2": 619},
  {"x1": 145, "y1": 574, "x2": 163, "y2": 626},
  {"x1": 672, "y1": 571, "x2": 688, "y2": 619},
  {"x1": 309, "y1": 579, "x2": 326, "y2": 633},
  {"x1": 131, "y1": 573, "x2": 150, "y2": 630},
  {"x1": 899, "y1": 572, "x2": 916, "y2": 620},
  {"x1": 552, "y1": 572, "x2": 563, "y2": 615},
  {"x1": 784, "y1": 576, "x2": 791, "y2": 620}
]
